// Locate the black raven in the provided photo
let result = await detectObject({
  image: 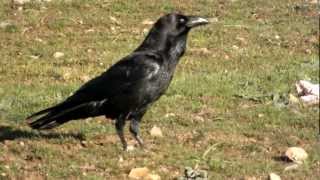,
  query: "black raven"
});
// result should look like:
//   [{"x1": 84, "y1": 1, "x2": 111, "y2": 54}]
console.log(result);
[{"x1": 26, "y1": 13, "x2": 208, "y2": 150}]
